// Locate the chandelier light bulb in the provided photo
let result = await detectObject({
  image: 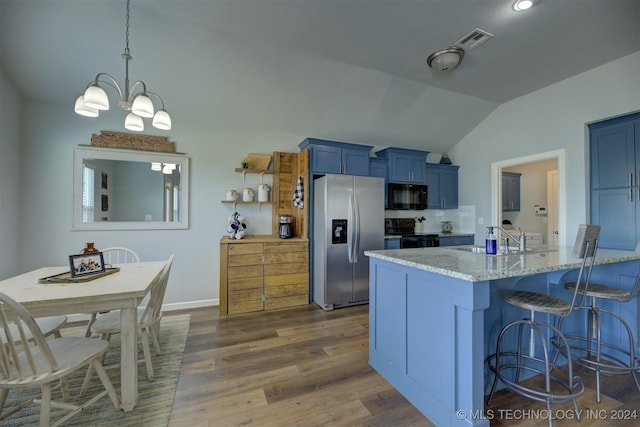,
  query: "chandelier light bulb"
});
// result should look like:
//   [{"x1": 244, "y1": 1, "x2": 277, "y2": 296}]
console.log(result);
[
  {"x1": 83, "y1": 85, "x2": 110, "y2": 110},
  {"x1": 131, "y1": 93, "x2": 154, "y2": 118},
  {"x1": 74, "y1": 95, "x2": 99, "y2": 117},
  {"x1": 152, "y1": 109, "x2": 172, "y2": 130},
  {"x1": 124, "y1": 113, "x2": 144, "y2": 131}
]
